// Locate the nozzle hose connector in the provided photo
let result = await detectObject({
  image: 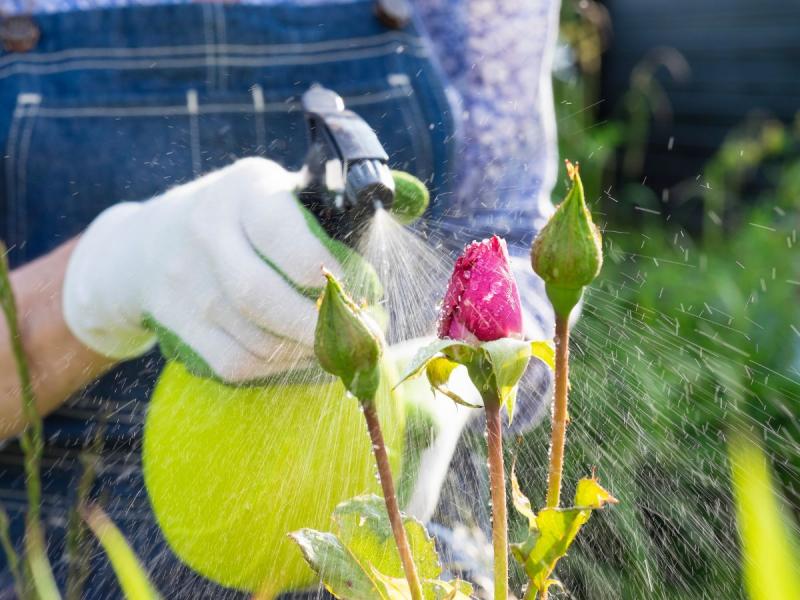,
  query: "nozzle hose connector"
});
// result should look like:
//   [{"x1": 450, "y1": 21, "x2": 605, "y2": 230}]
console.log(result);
[{"x1": 298, "y1": 85, "x2": 395, "y2": 244}]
